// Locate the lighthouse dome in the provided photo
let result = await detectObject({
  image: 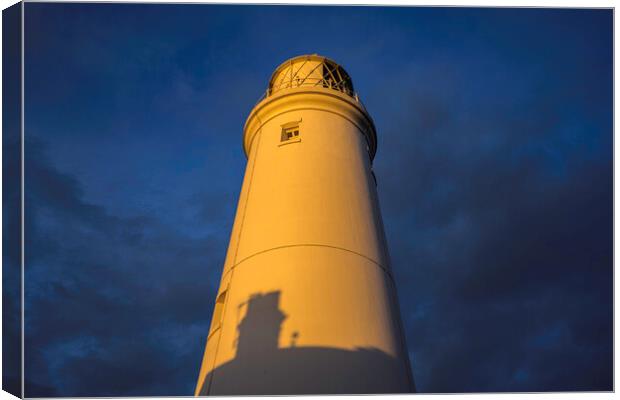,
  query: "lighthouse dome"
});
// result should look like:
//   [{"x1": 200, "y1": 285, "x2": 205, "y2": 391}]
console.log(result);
[{"x1": 267, "y1": 54, "x2": 356, "y2": 99}]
